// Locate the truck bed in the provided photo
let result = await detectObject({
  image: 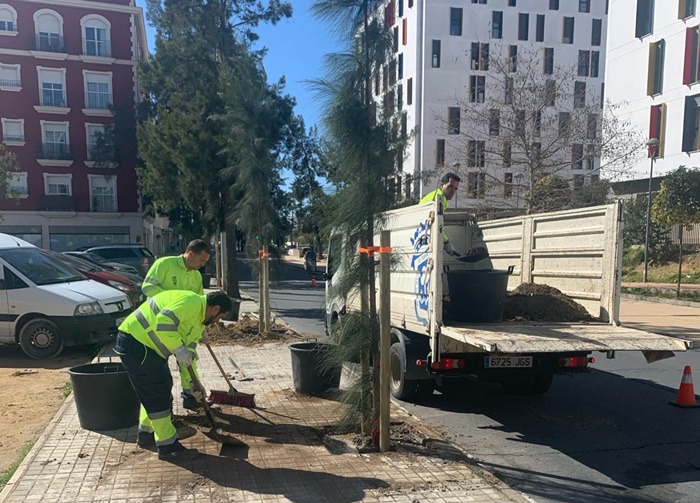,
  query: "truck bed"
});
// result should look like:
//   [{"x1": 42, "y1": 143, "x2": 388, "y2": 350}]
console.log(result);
[{"x1": 441, "y1": 322, "x2": 692, "y2": 354}]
